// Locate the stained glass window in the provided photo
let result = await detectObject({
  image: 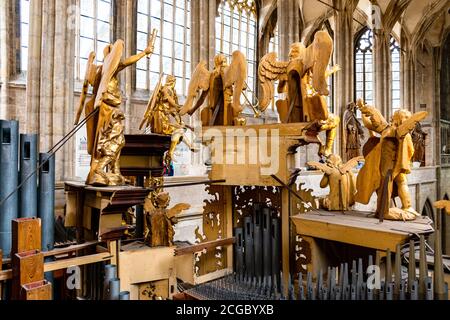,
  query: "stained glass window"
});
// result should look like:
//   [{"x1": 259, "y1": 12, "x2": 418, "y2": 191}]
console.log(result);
[
  {"x1": 391, "y1": 37, "x2": 401, "y2": 114},
  {"x1": 355, "y1": 28, "x2": 373, "y2": 105}
]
